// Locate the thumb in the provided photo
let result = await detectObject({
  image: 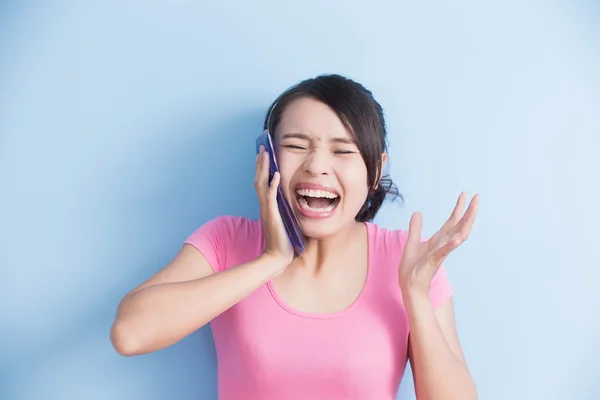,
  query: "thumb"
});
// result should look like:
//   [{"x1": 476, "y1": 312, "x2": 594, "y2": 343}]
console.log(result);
[{"x1": 407, "y1": 212, "x2": 423, "y2": 245}]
